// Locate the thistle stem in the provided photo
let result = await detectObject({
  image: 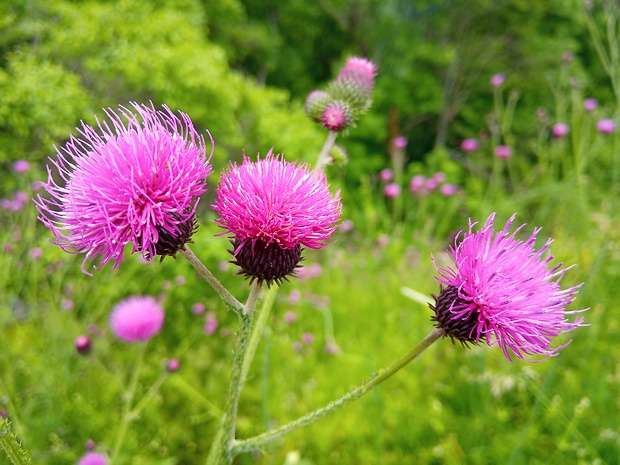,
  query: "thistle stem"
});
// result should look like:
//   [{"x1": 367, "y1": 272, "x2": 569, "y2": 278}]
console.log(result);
[
  {"x1": 206, "y1": 283, "x2": 263, "y2": 465},
  {"x1": 181, "y1": 245, "x2": 244, "y2": 315},
  {"x1": 231, "y1": 328, "x2": 446, "y2": 456},
  {"x1": 314, "y1": 131, "x2": 338, "y2": 171}
]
